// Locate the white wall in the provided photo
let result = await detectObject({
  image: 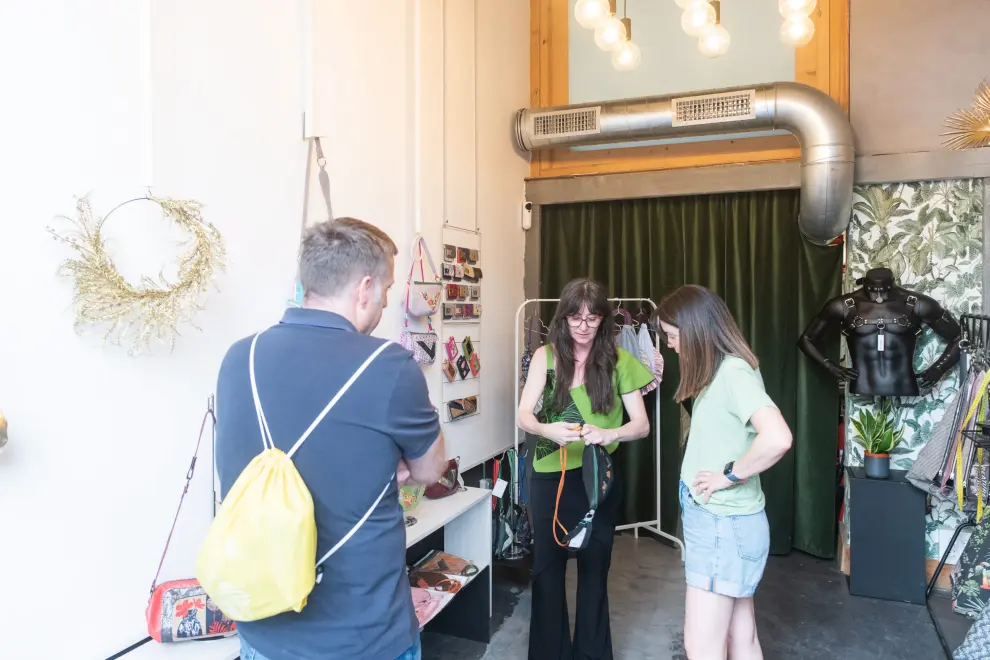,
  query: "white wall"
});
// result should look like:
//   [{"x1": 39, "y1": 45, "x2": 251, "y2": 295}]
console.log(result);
[
  {"x1": 0, "y1": 2, "x2": 307, "y2": 657},
  {"x1": 309, "y1": 0, "x2": 527, "y2": 469},
  {"x1": 0, "y1": 0, "x2": 528, "y2": 657}
]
